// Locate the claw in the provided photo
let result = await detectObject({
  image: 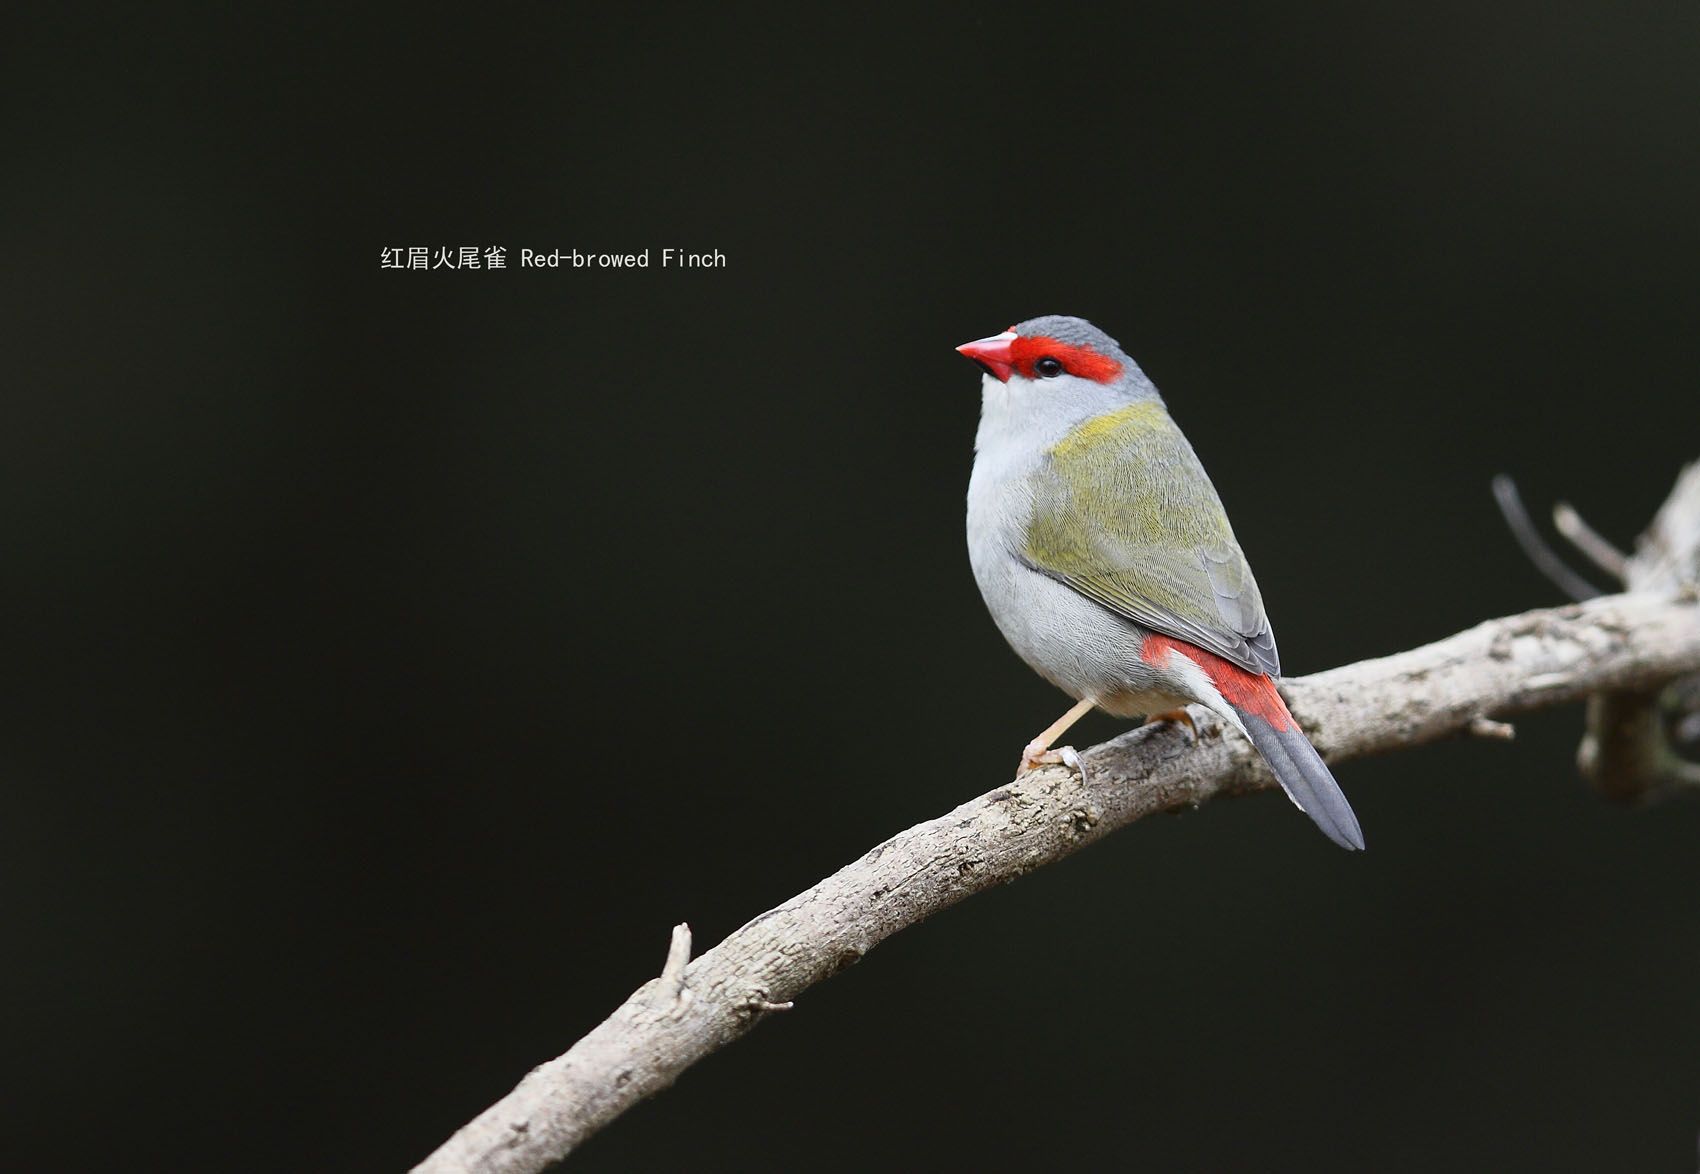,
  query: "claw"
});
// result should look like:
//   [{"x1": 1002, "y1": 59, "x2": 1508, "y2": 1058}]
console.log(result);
[
  {"x1": 1017, "y1": 697, "x2": 1097, "y2": 778},
  {"x1": 1018, "y1": 744, "x2": 1088, "y2": 784}
]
